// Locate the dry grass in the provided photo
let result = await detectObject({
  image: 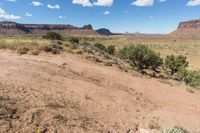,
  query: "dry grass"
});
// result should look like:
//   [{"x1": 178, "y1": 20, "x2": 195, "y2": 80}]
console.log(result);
[
  {"x1": 1, "y1": 35, "x2": 200, "y2": 70},
  {"x1": 80, "y1": 35, "x2": 200, "y2": 70}
]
